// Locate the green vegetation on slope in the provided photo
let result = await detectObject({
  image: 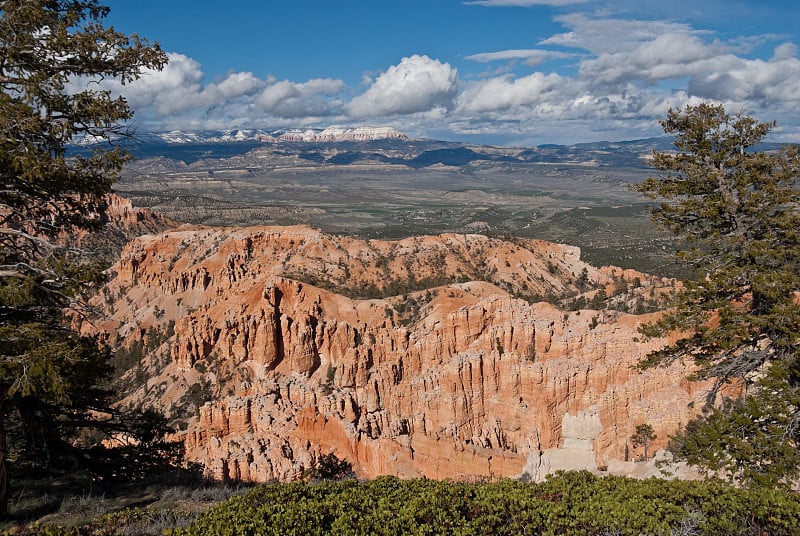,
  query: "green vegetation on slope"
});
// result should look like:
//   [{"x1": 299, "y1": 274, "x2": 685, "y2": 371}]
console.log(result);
[
  {"x1": 172, "y1": 473, "x2": 799, "y2": 536},
  {"x1": 10, "y1": 472, "x2": 798, "y2": 535}
]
